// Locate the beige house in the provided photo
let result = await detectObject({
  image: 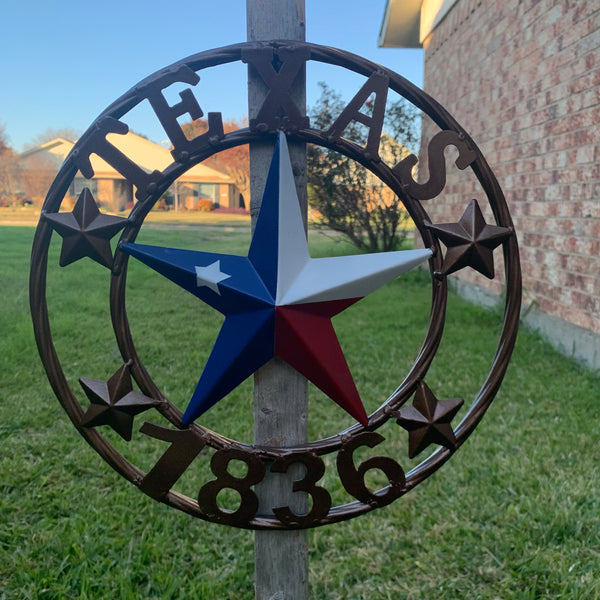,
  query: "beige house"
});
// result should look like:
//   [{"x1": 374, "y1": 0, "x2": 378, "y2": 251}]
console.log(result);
[{"x1": 20, "y1": 132, "x2": 243, "y2": 212}]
